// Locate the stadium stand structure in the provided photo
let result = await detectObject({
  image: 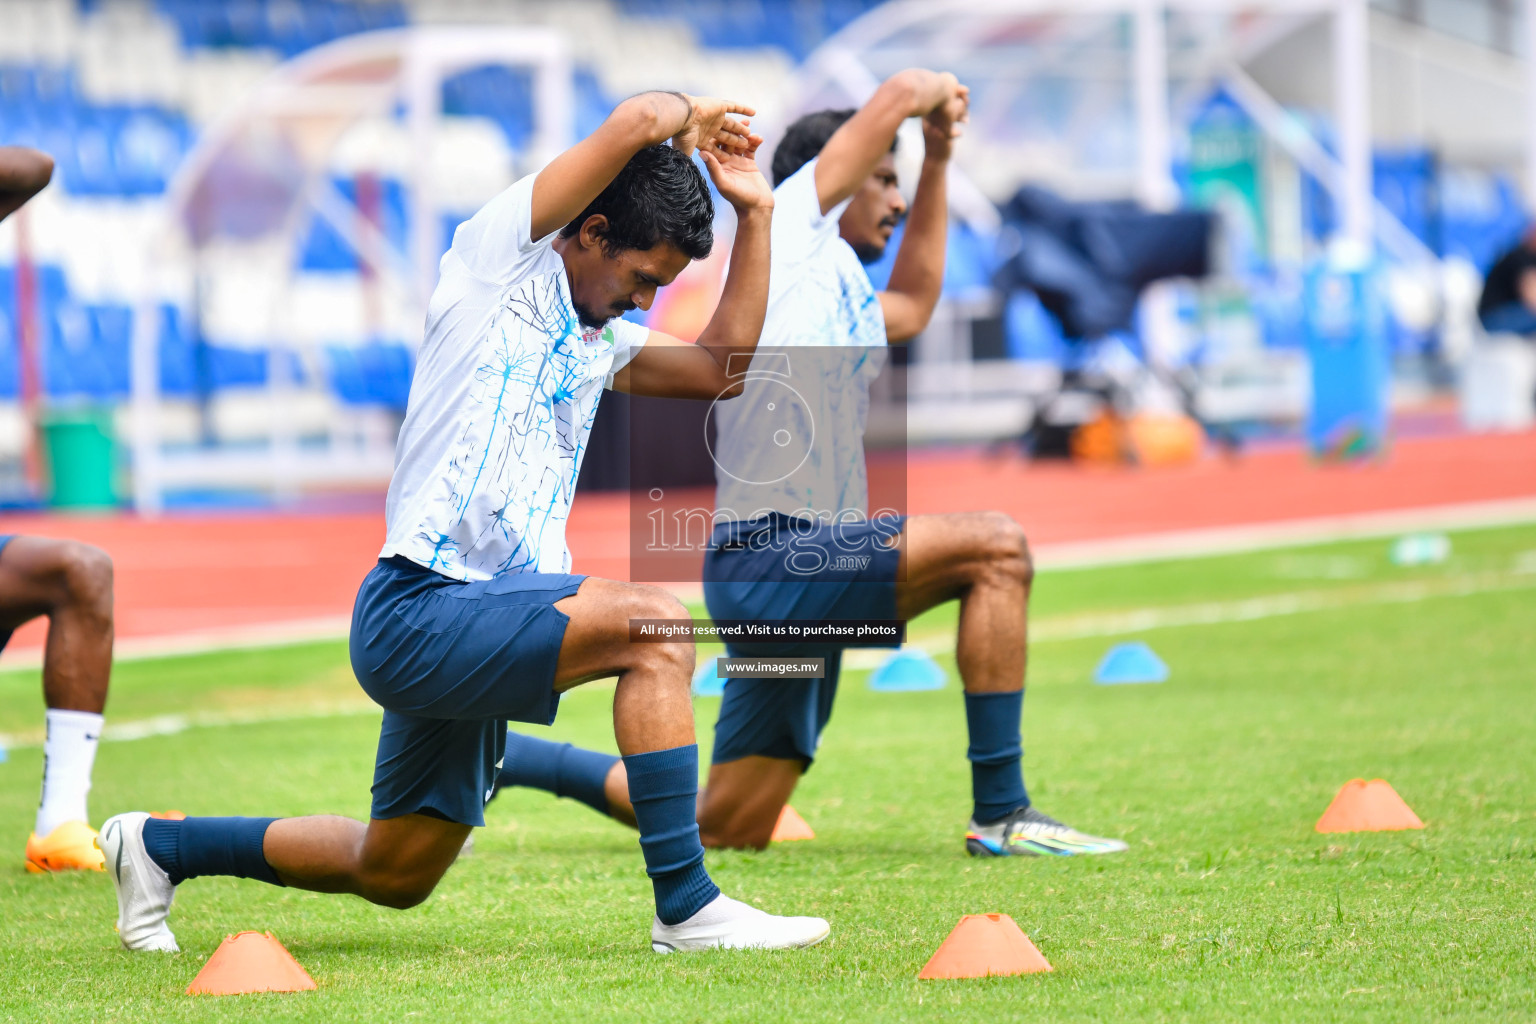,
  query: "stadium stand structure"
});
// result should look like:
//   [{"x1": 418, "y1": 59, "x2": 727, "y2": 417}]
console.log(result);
[
  {"x1": 0, "y1": 0, "x2": 821, "y2": 498},
  {"x1": 0, "y1": 0, "x2": 1531, "y2": 500}
]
